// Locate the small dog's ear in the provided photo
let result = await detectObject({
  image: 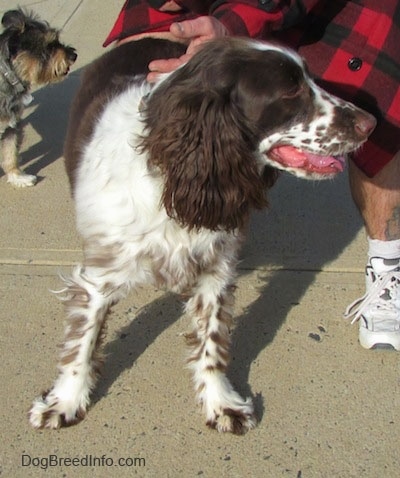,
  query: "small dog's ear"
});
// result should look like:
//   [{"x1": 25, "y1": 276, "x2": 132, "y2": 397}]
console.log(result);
[{"x1": 2, "y1": 10, "x2": 26, "y2": 32}]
